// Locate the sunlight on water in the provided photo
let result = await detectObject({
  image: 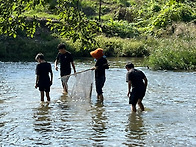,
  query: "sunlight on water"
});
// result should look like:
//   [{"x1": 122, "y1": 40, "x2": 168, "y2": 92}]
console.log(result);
[{"x1": 0, "y1": 58, "x2": 196, "y2": 146}]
